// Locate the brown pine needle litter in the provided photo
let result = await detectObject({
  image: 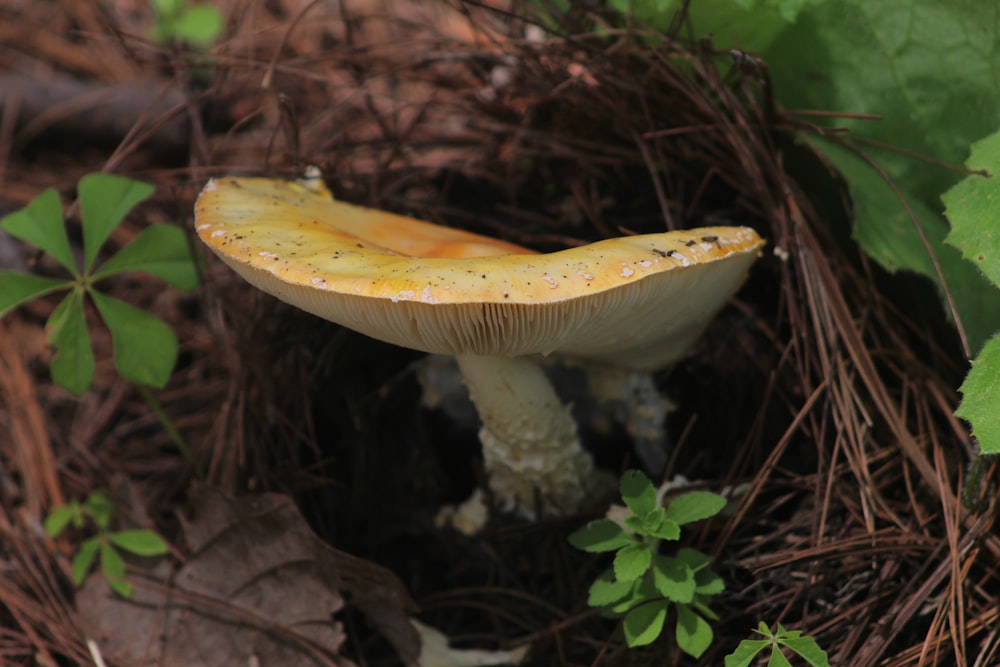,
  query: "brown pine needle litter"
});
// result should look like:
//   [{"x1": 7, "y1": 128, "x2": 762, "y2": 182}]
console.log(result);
[{"x1": 1, "y1": 0, "x2": 998, "y2": 666}]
